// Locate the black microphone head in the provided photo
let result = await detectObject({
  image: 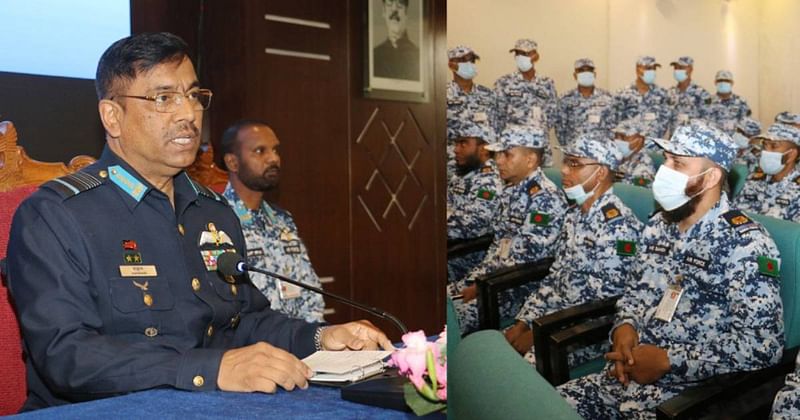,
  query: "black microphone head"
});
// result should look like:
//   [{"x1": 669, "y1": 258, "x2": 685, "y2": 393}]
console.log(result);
[{"x1": 217, "y1": 251, "x2": 245, "y2": 276}]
